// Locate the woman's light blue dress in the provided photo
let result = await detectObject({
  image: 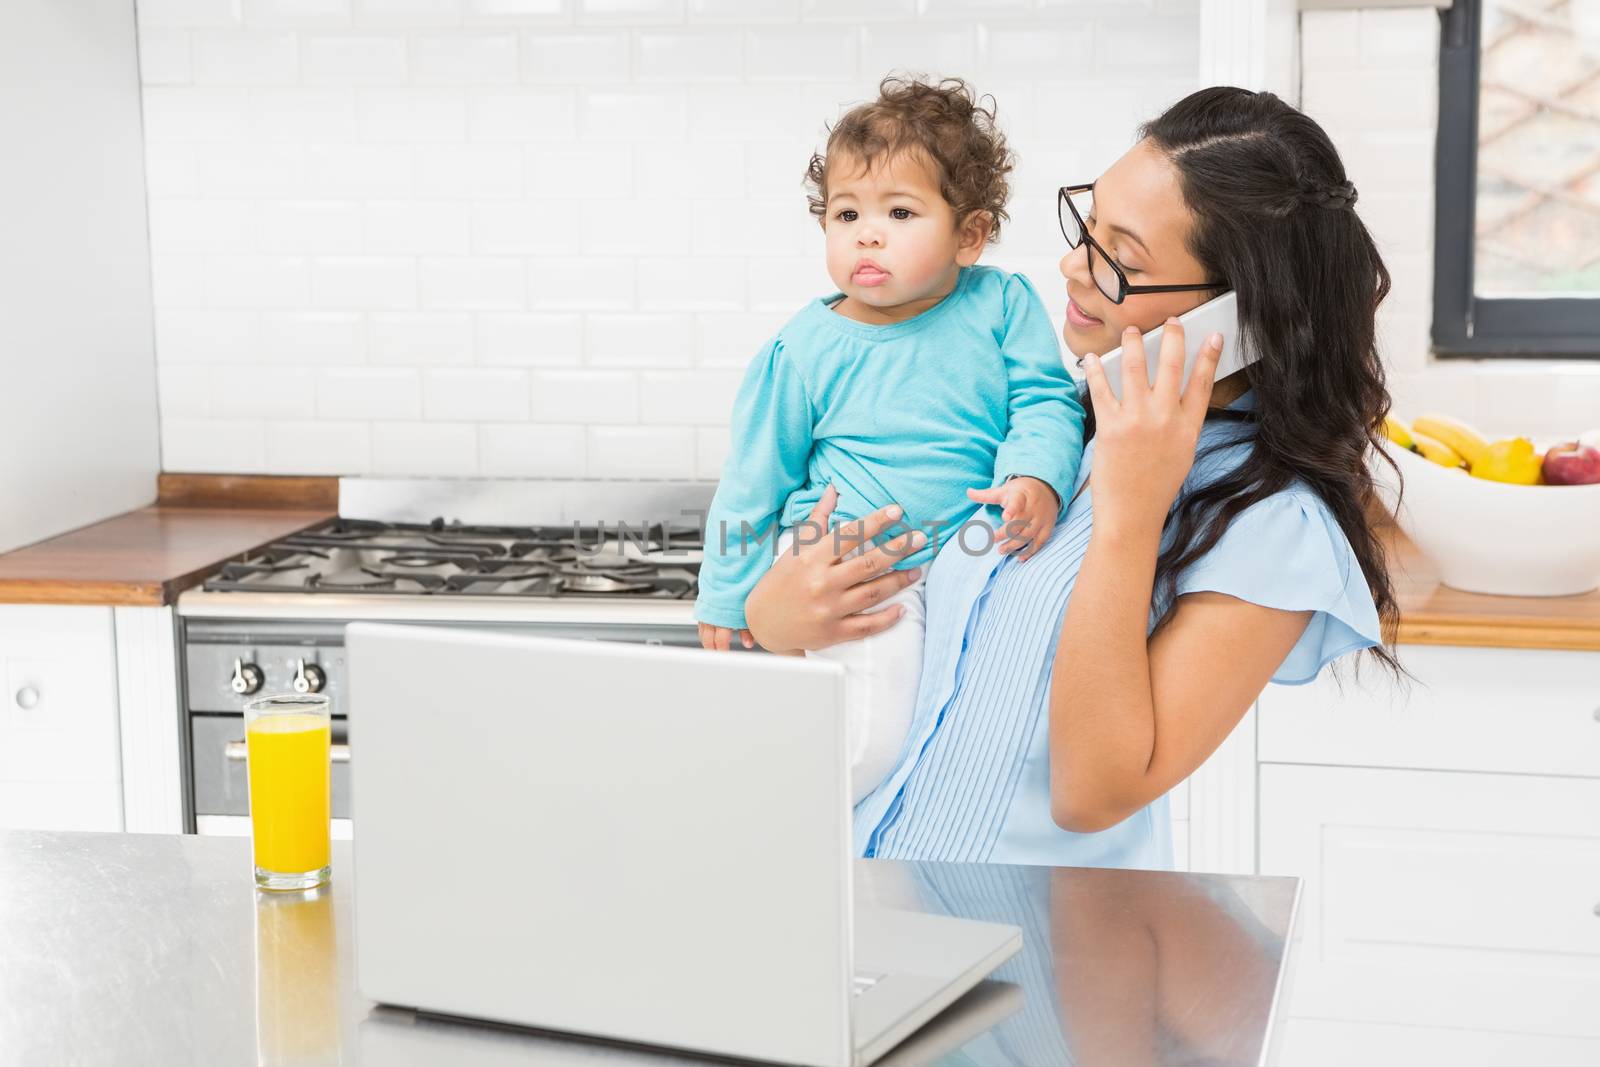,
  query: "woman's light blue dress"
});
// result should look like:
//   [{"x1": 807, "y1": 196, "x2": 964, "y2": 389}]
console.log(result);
[{"x1": 853, "y1": 393, "x2": 1383, "y2": 869}]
